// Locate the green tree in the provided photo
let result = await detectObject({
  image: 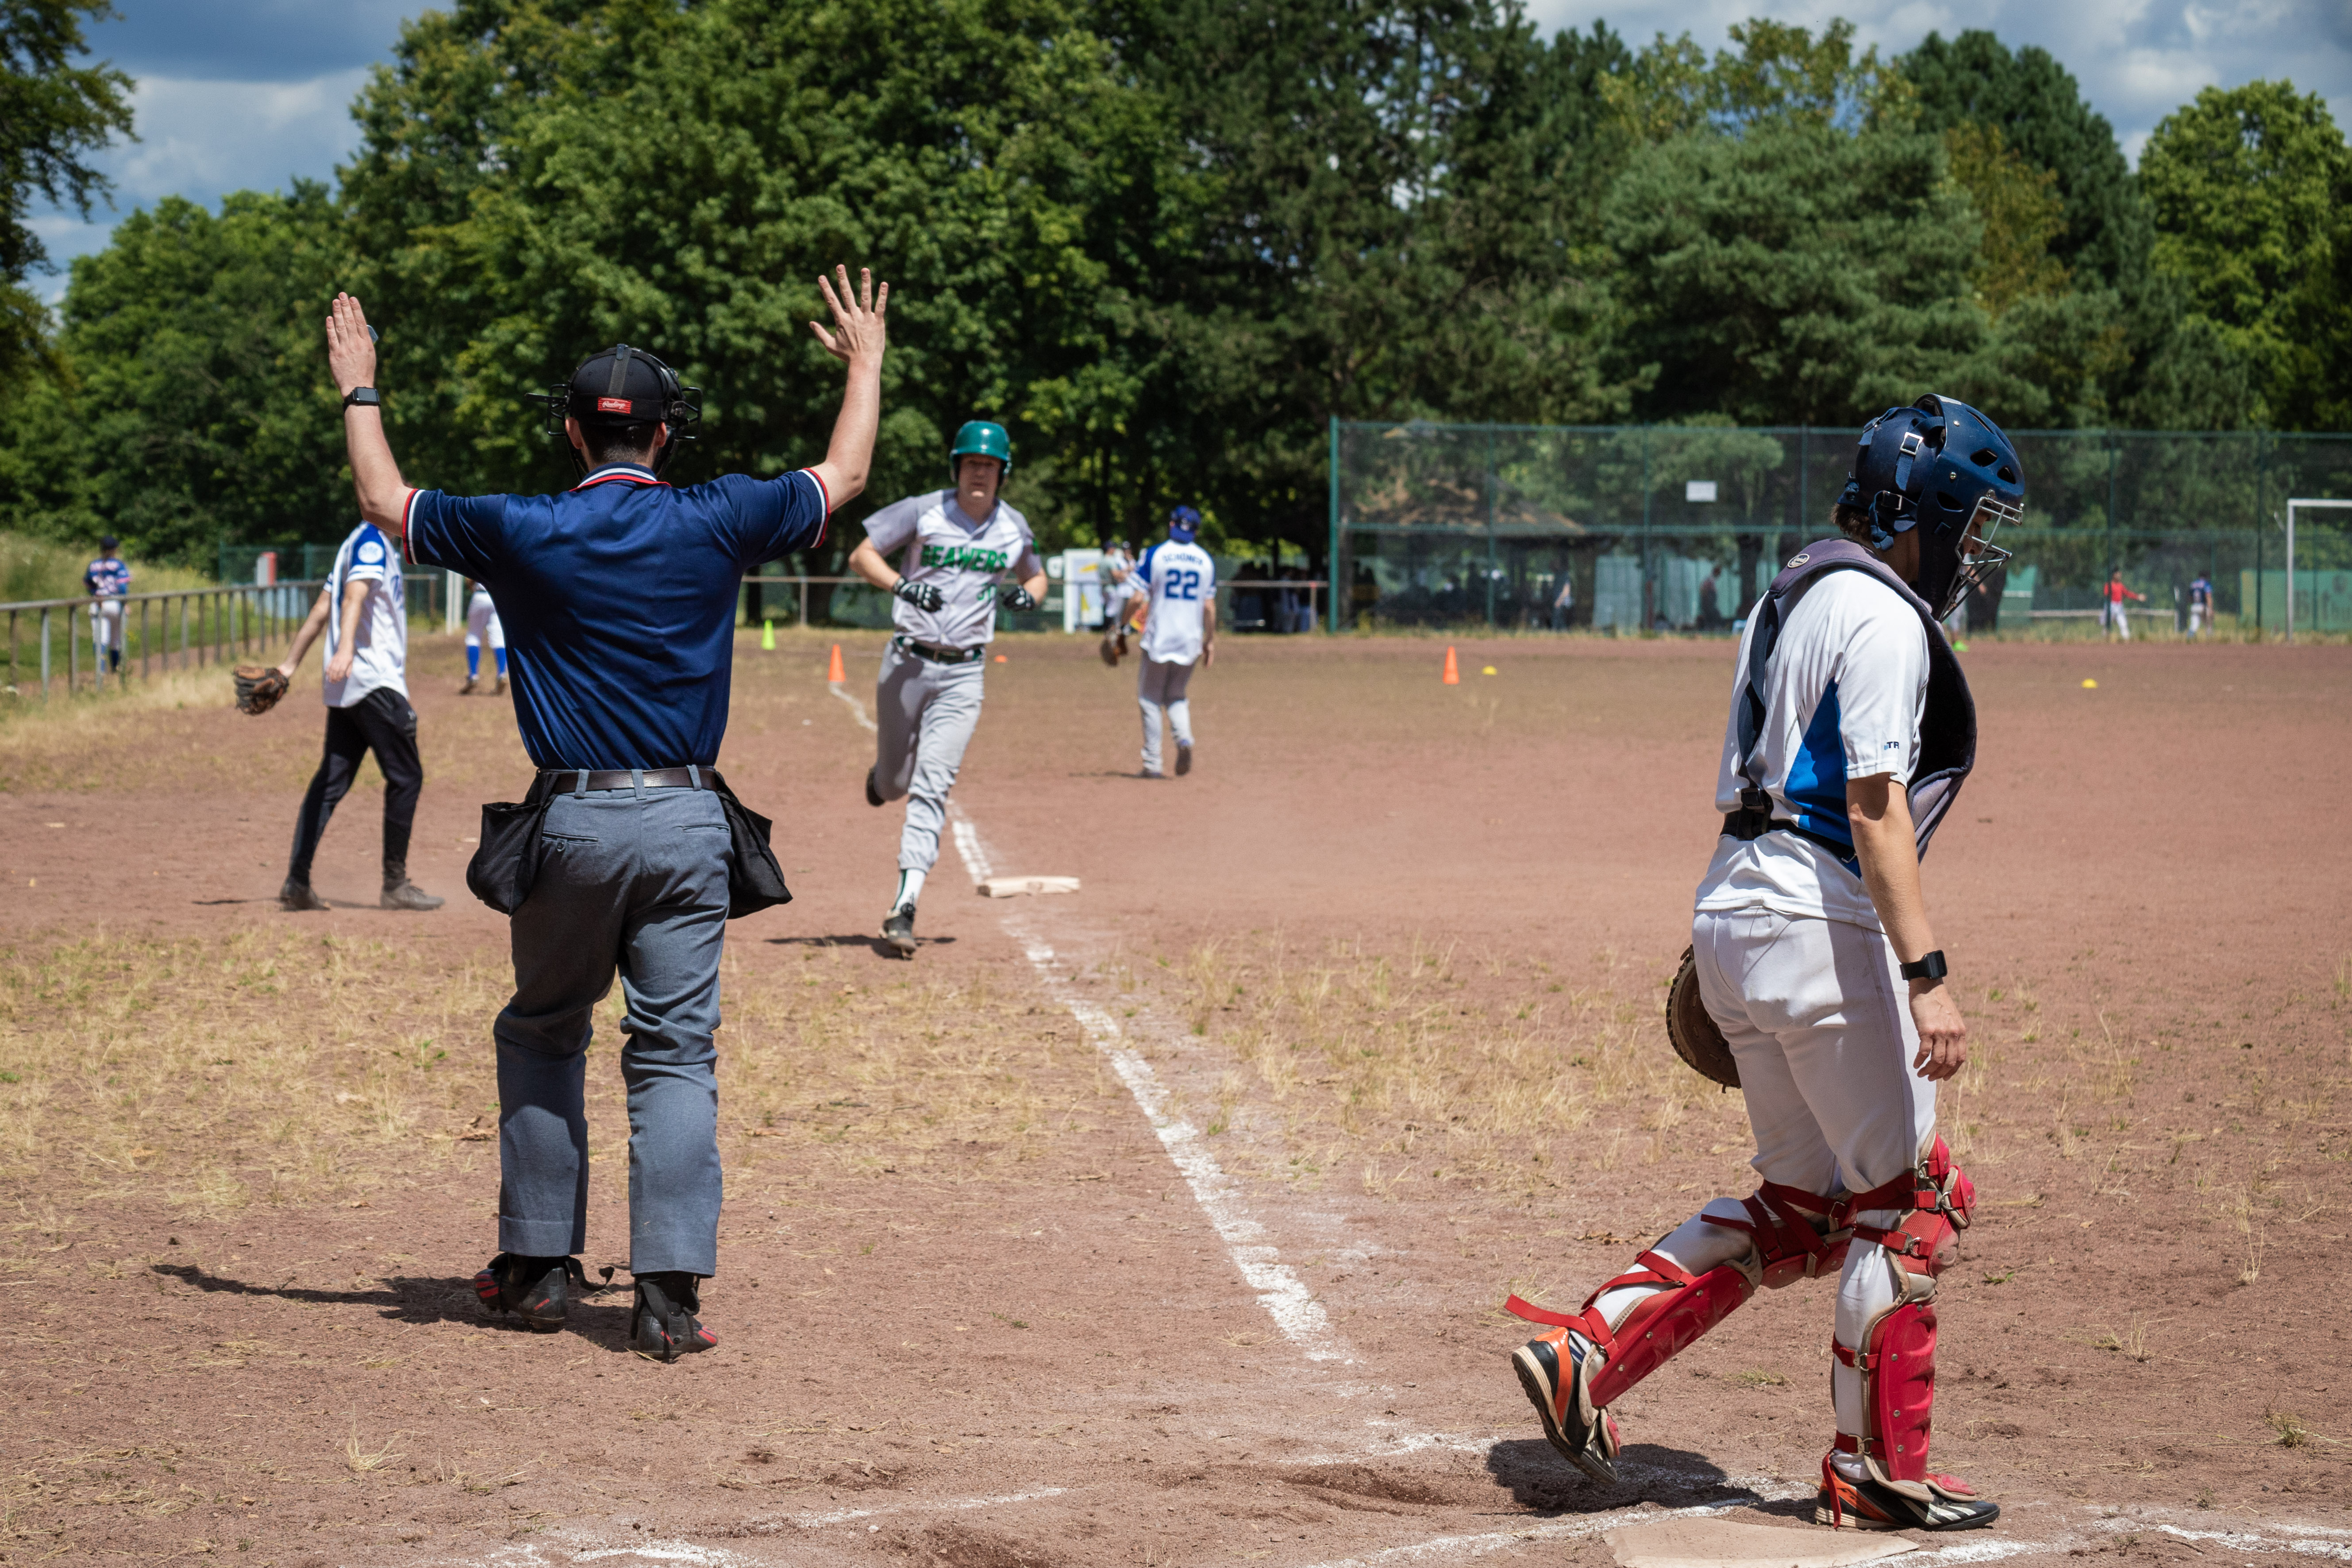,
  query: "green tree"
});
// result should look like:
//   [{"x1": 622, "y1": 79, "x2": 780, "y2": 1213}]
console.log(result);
[
  {"x1": 2140, "y1": 80, "x2": 2350, "y2": 423},
  {"x1": 343, "y1": 0, "x2": 1195, "y2": 562},
  {"x1": 1900, "y1": 30, "x2": 2144, "y2": 291},
  {"x1": 1602, "y1": 119, "x2": 1984, "y2": 426},
  {"x1": 0, "y1": 0, "x2": 134, "y2": 386},
  {"x1": 5, "y1": 186, "x2": 353, "y2": 561}
]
